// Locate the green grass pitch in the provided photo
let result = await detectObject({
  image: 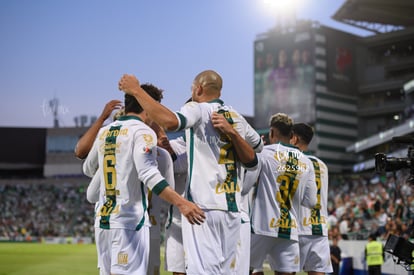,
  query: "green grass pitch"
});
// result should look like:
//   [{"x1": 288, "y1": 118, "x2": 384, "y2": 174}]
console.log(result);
[
  {"x1": 0, "y1": 243, "x2": 98, "y2": 275},
  {"x1": 0, "y1": 243, "x2": 173, "y2": 275},
  {"x1": 0, "y1": 242, "x2": 296, "y2": 275}
]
